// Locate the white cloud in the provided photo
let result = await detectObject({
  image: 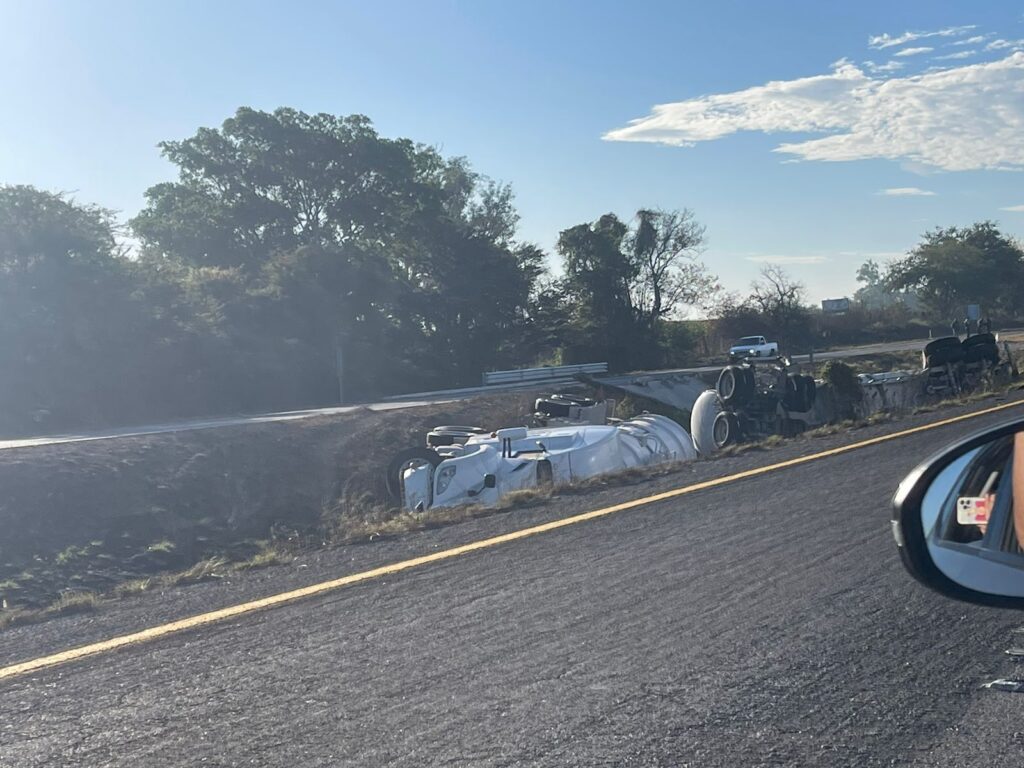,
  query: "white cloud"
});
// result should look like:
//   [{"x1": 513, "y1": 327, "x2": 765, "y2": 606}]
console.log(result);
[
  {"x1": 744, "y1": 255, "x2": 828, "y2": 264},
  {"x1": 987, "y1": 39, "x2": 1024, "y2": 51},
  {"x1": 1000, "y1": 204, "x2": 1024, "y2": 211},
  {"x1": 865, "y1": 60, "x2": 904, "y2": 73},
  {"x1": 894, "y1": 46, "x2": 934, "y2": 57},
  {"x1": 868, "y1": 26, "x2": 976, "y2": 49},
  {"x1": 877, "y1": 187, "x2": 936, "y2": 196},
  {"x1": 934, "y1": 50, "x2": 975, "y2": 60},
  {"x1": 954, "y1": 35, "x2": 989, "y2": 46},
  {"x1": 604, "y1": 52, "x2": 1024, "y2": 172}
]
